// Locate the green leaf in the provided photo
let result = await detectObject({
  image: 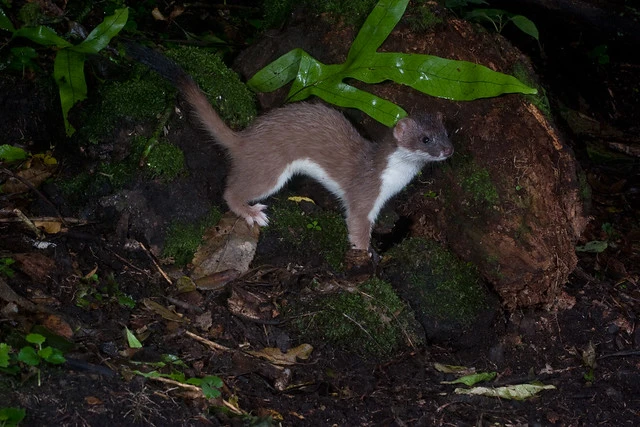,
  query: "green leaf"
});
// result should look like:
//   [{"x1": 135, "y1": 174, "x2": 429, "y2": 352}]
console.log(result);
[
  {"x1": 125, "y1": 327, "x2": 142, "y2": 348},
  {"x1": 25, "y1": 333, "x2": 46, "y2": 346},
  {"x1": 0, "y1": 343, "x2": 11, "y2": 368},
  {"x1": 0, "y1": 407, "x2": 26, "y2": 426},
  {"x1": 40, "y1": 347, "x2": 66, "y2": 364},
  {"x1": 17, "y1": 346, "x2": 40, "y2": 366},
  {"x1": 54, "y1": 49, "x2": 88, "y2": 136},
  {"x1": 247, "y1": 0, "x2": 537, "y2": 127},
  {"x1": 13, "y1": 25, "x2": 72, "y2": 48},
  {"x1": 347, "y1": 0, "x2": 408, "y2": 62},
  {"x1": 200, "y1": 375, "x2": 223, "y2": 399},
  {"x1": 0, "y1": 7, "x2": 16, "y2": 32},
  {"x1": 349, "y1": 53, "x2": 537, "y2": 100},
  {"x1": 0, "y1": 145, "x2": 28, "y2": 161},
  {"x1": 442, "y1": 371, "x2": 496, "y2": 386},
  {"x1": 38, "y1": 346, "x2": 52, "y2": 359},
  {"x1": 510, "y1": 15, "x2": 539, "y2": 41},
  {"x1": 247, "y1": 48, "x2": 305, "y2": 93},
  {"x1": 72, "y1": 8, "x2": 128, "y2": 54}
]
